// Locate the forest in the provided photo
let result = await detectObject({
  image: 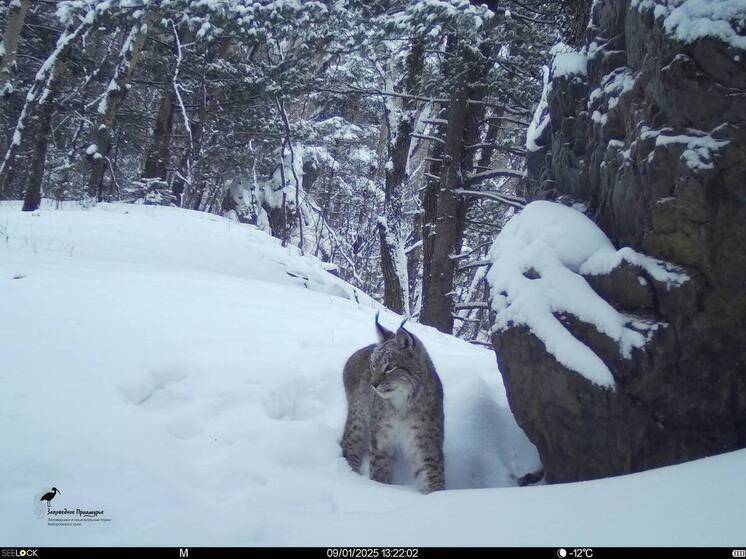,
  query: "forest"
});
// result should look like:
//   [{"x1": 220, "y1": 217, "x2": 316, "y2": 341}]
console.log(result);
[
  {"x1": 3, "y1": 0, "x2": 746, "y2": 548},
  {"x1": 0, "y1": 0, "x2": 586, "y2": 343}
]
